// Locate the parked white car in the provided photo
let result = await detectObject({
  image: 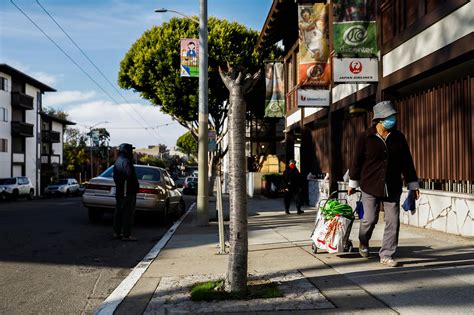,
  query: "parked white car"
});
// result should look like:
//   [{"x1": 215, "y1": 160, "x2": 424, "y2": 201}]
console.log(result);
[
  {"x1": 0, "y1": 177, "x2": 35, "y2": 201},
  {"x1": 44, "y1": 178, "x2": 80, "y2": 196}
]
